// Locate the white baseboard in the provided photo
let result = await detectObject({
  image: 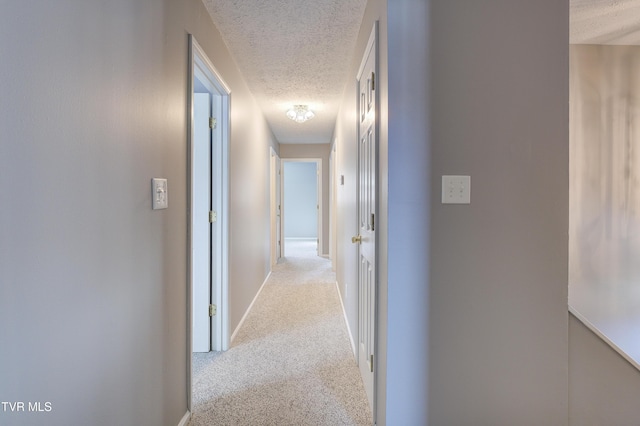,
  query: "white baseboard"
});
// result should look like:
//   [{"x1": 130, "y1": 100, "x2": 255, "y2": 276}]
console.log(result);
[
  {"x1": 177, "y1": 411, "x2": 190, "y2": 426},
  {"x1": 335, "y1": 280, "x2": 356, "y2": 356},
  {"x1": 230, "y1": 272, "x2": 271, "y2": 344}
]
